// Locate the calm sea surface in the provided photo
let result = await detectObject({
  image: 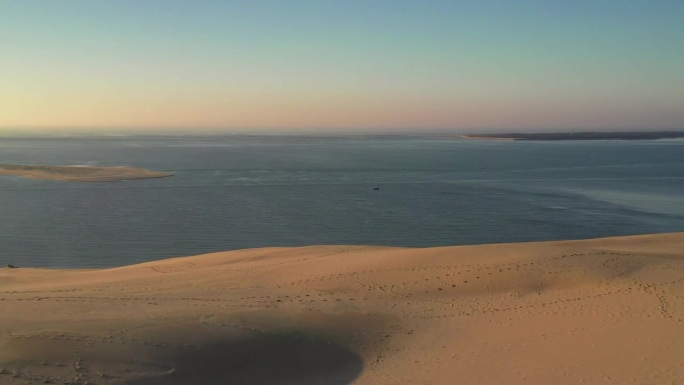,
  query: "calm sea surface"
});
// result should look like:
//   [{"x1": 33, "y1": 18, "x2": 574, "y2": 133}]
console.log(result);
[{"x1": 1, "y1": 135, "x2": 683, "y2": 268}]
